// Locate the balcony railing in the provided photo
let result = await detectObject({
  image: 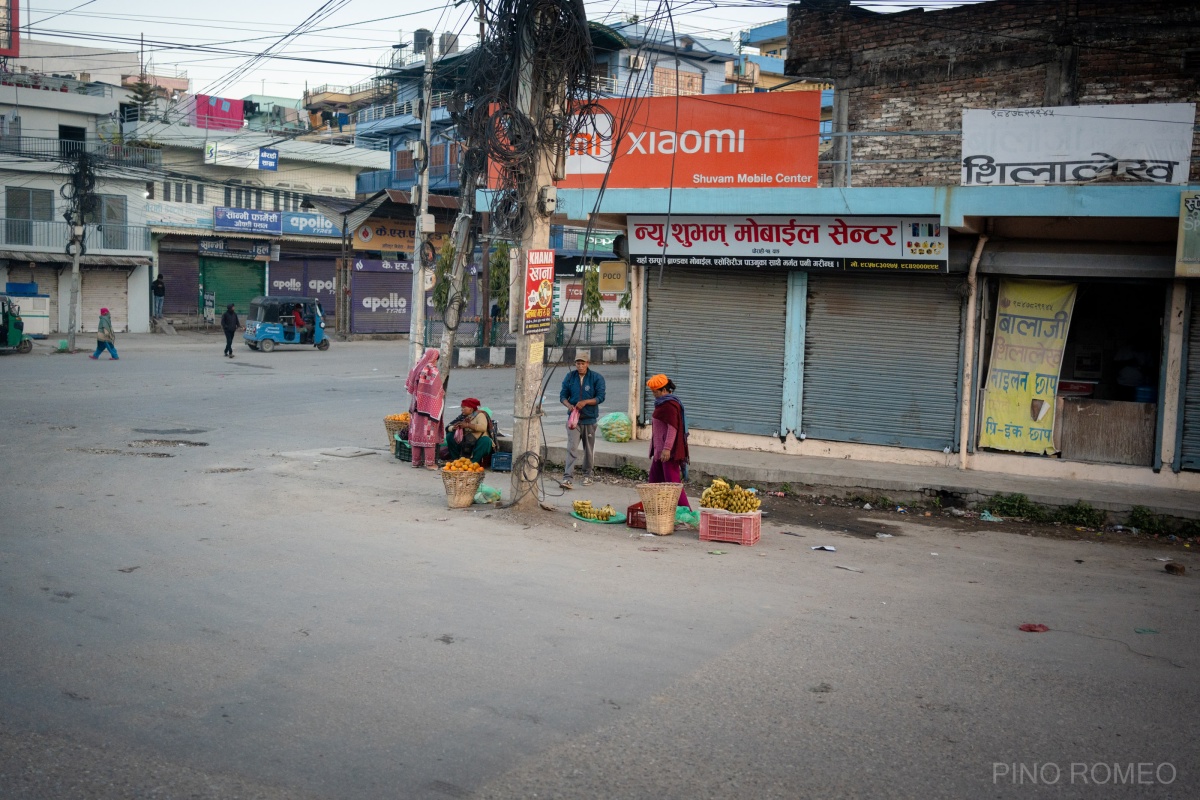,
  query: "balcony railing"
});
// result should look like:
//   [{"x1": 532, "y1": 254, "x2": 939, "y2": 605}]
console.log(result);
[
  {"x1": 0, "y1": 220, "x2": 152, "y2": 253},
  {"x1": 0, "y1": 71, "x2": 113, "y2": 97},
  {"x1": 356, "y1": 91, "x2": 454, "y2": 125},
  {"x1": 0, "y1": 136, "x2": 163, "y2": 168},
  {"x1": 356, "y1": 164, "x2": 460, "y2": 195}
]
